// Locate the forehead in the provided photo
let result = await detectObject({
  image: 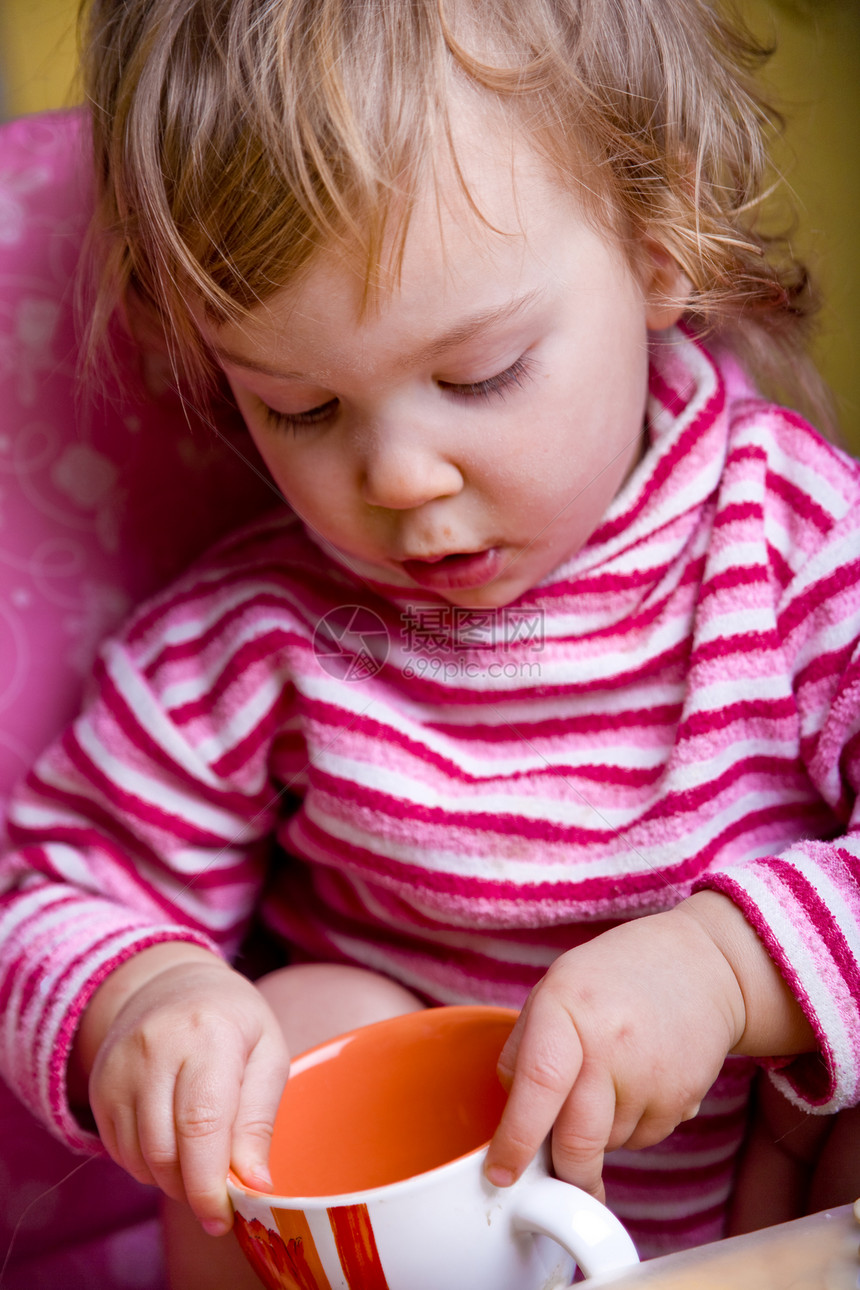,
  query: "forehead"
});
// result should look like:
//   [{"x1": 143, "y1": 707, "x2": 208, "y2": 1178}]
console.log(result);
[
  {"x1": 273, "y1": 107, "x2": 599, "y2": 323},
  {"x1": 206, "y1": 93, "x2": 642, "y2": 375},
  {"x1": 223, "y1": 149, "x2": 545, "y2": 354}
]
